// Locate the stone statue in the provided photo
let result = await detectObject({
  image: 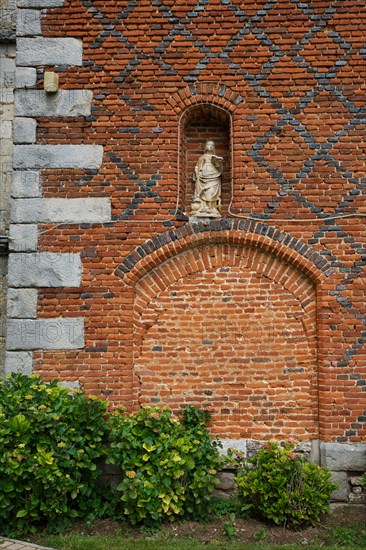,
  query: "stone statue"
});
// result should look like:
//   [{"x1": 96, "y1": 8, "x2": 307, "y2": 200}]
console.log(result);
[{"x1": 191, "y1": 139, "x2": 222, "y2": 218}]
